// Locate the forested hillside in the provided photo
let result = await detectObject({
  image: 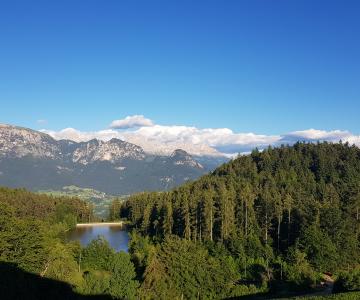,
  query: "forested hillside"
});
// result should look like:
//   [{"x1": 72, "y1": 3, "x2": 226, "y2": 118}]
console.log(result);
[
  {"x1": 0, "y1": 187, "x2": 138, "y2": 299},
  {"x1": 121, "y1": 142, "x2": 360, "y2": 298},
  {"x1": 0, "y1": 186, "x2": 94, "y2": 223}
]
